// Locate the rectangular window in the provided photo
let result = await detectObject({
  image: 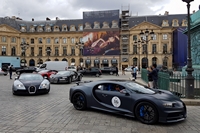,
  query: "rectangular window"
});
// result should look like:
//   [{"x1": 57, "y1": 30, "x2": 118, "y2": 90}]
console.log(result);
[
  {"x1": 2, "y1": 46, "x2": 6, "y2": 55},
  {"x1": 163, "y1": 44, "x2": 167, "y2": 53},
  {"x1": 152, "y1": 35, "x2": 156, "y2": 40},
  {"x1": 133, "y1": 35, "x2": 137, "y2": 41},
  {"x1": 31, "y1": 47, "x2": 34, "y2": 56},
  {"x1": 38, "y1": 38, "x2": 42, "y2": 44},
  {"x1": 152, "y1": 44, "x2": 157, "y2": 54},
  {"x1": 21, "y1": 38, "x2": 26, "y2": 43},
  {"x1": 71, "y1": 38, "x2": 75, "y2": 44},
  {"x1": 55, "y1": 38, "x2": 59, "y2": 44},
  {"x1": 11, "y1": 47, "x2": 16, "y2": 56},
  {"x1": 133, "y1": 45, "x2": 137, "y2": 54},
  {"x1": 142, "y1": 44, "x2": 147, "y2": 54},
  {"x1": 63, "y1": 47, "x2": 67, "y2": 55},
  {"x1": 46, "y1": 38, "x2": 51, "y2": 44},
  {"x1": 46, "y1": 47, "x2": 51, "y2": 56},
  {"x1": 38, "y1": 47, "x2": 42, "y2": 56},
  {"x1": 163, "y1": 34, "x2": 168, "y2": 40},
  {"x1": 11, "y1": 37, "x2": 16, "y2": 43},
  {"x1": 31, "y1": 39, "x2": 34, "y2": 44},
  {"x1": 55, "y1": 47, "x2": 59, "y2": 56},
  {"x1": 2, "y1": 37, "x2": 6, "y2": 42},
  {"x1": 63, "y1": 38, "x2": 67, "y2": 44},
  {"x1": 71, "y1": 46, "x2": 75, "y2": 55}
]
